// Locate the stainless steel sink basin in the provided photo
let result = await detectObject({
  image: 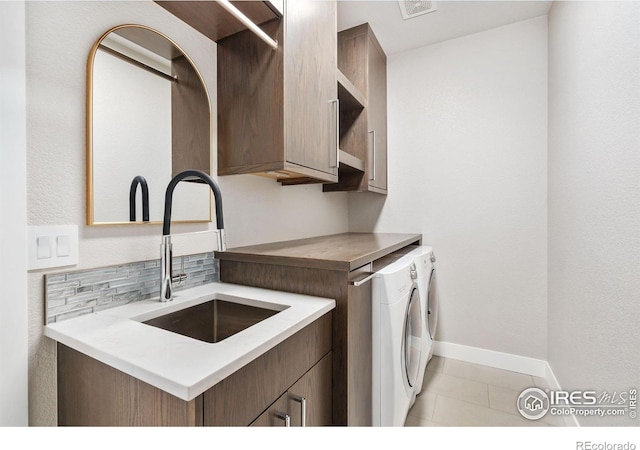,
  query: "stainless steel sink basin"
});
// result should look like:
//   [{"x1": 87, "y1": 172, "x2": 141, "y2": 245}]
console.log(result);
[{"x1": 142, "y1": 299, "x2": 284, "y2": 343}]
